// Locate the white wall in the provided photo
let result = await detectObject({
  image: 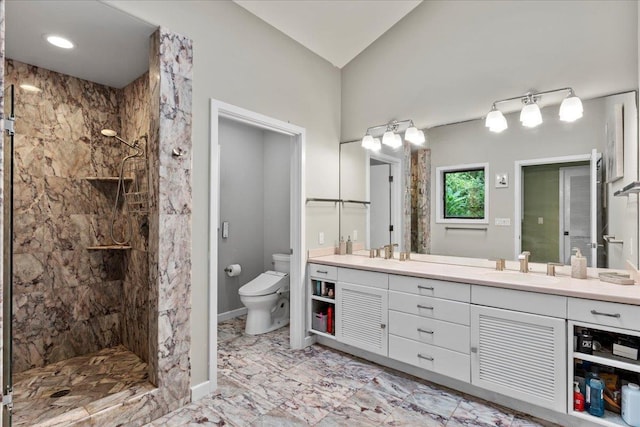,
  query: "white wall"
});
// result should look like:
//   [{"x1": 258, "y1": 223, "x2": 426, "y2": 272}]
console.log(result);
[
  {"x1": 604, "y1": 92, "x2": 639, "y2": 269},
  {"x1": 341, "y1": 0, "x2": 638, "y2": 141},
  {"x1": 428, "y1": 97, "x2": 608, "y2": 260},
  {"x1": 108, "y1": 0, "x2": 341, "y2": 386}
]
